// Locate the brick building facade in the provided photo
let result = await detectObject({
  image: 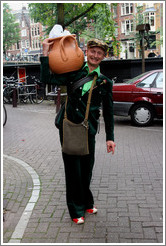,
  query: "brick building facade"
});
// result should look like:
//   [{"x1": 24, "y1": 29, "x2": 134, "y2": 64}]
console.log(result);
[
  {"x1": 5, "y1": 3, "x2": 163, "y2": 61},
  {"x1": 6, "y1": 7, "x2": 45, "y2": 61},
  {"x1": 112, "y1": 2, "x2": 163, "y2": 59}
]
